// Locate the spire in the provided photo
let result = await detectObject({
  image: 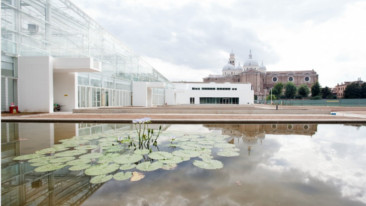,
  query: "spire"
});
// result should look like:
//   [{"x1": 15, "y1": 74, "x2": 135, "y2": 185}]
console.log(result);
[{"x1": 249, "y1": 50, "x2": 252, "y2": 59}]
